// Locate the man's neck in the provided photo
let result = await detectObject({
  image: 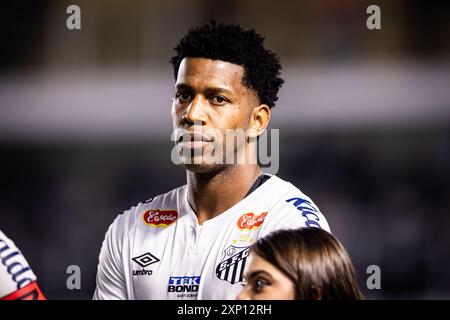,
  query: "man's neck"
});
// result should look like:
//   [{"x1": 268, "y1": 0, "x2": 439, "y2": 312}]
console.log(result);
[{"x1": 186, "y1": 164, "x2": 261, "y2": 225}]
